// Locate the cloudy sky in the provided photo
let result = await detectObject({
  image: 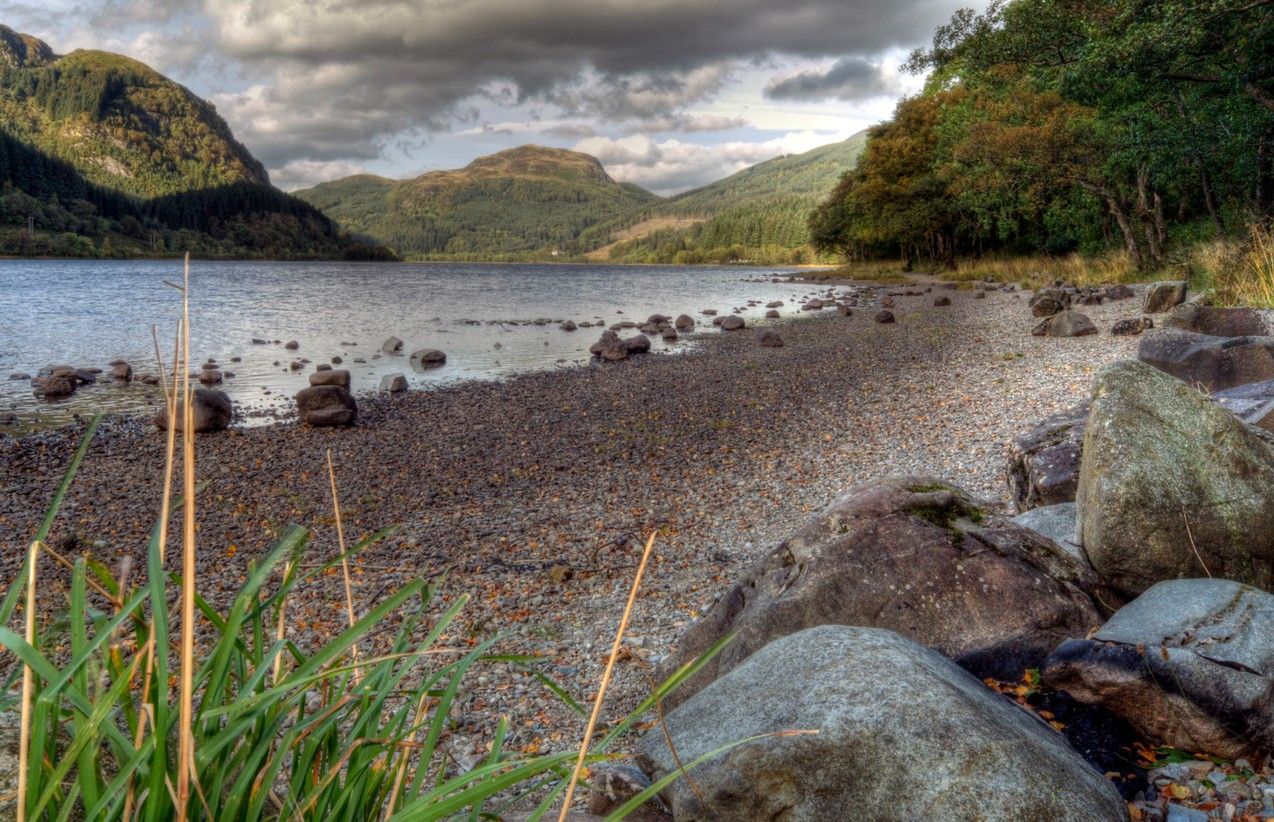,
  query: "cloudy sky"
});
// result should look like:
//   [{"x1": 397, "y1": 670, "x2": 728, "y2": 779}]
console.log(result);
[{"x1": 5, "y1": 0, "x2": 983, "y2": 193}]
